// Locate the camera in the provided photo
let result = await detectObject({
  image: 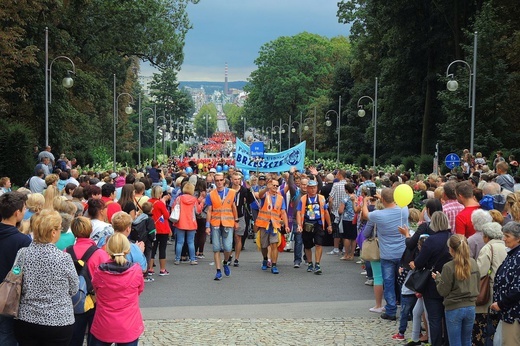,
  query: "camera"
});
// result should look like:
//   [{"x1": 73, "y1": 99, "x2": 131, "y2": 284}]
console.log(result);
[{"x1": 368, "y1": 186, "x2": 377, "y2": 197}]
